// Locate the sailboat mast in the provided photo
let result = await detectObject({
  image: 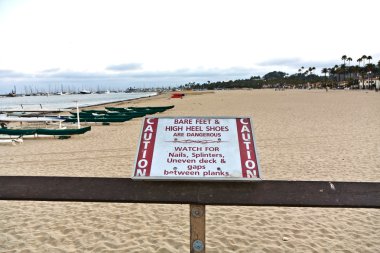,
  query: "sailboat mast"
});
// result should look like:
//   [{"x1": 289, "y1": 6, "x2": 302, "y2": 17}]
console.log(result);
[{"x1": 75, "y1": 101, "x2": 80, "y2": 129}]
